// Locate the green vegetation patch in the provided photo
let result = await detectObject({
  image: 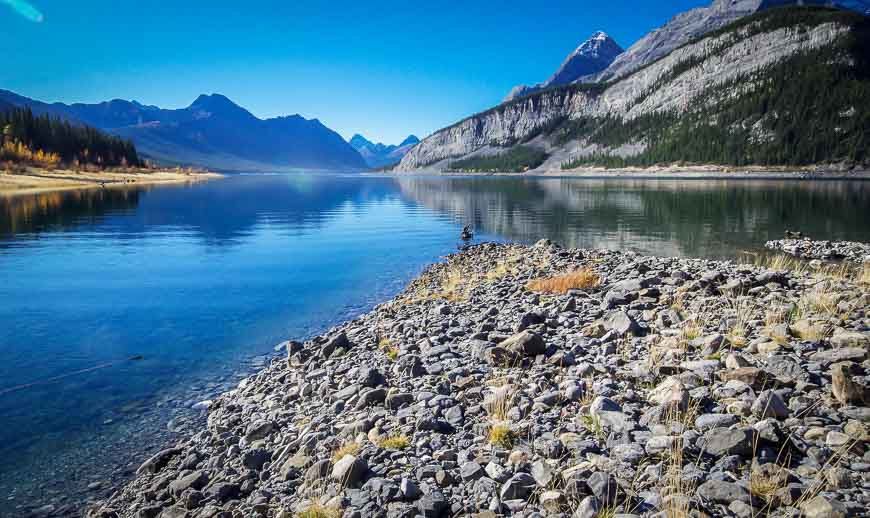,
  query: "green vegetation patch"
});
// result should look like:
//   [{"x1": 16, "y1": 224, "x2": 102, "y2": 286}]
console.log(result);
[{"x1": 448, "y1": 146, "x2": 549, "y2": 173}]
